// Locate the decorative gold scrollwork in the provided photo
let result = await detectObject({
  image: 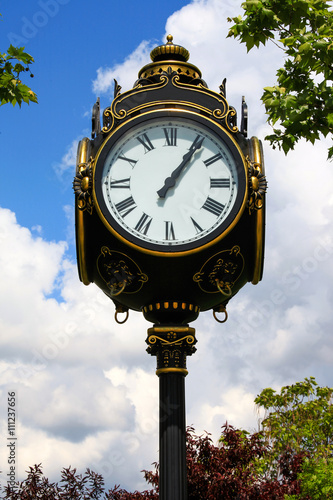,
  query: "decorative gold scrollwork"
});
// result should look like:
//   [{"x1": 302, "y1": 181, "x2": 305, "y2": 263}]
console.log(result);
[
  {"x1": 73, "y1": 160, "x2": 94, "y2": 214},
  {"x1": 147, "y1": 334, "x2": 196, "y2": 347},
  {"x1": 193, "y1": 246, "x2": 244, "y2": 295},
  {"x1": 146, "y1": 326, "x2": 197, "y2": 375},
  {"x1": 247, "y1": 158, "x2": 268, "y2": 214},
  {"x1": 97, "y1": 247, "x2": 148, "y2": 296},
  {"x1": 101, "y1": 62, "x2": 239, "y2": 137}
]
